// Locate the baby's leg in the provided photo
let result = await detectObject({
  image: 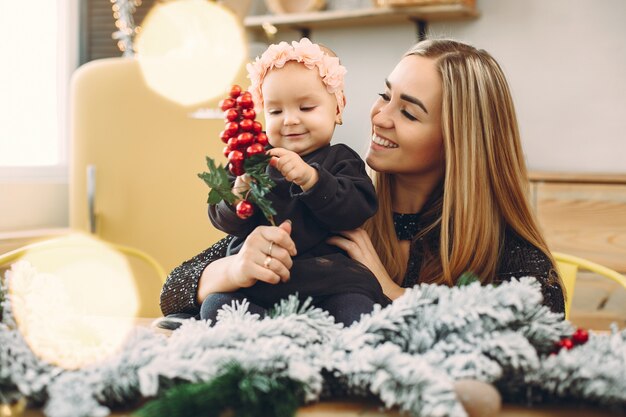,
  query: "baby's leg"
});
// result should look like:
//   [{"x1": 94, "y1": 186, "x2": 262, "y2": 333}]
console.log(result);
[
  {"x1": 316, "y1": 293, "x2": 376, "y2": 326},
  {"x1": 200, "y1": 292, "x2": 266, "y2": 324}
]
